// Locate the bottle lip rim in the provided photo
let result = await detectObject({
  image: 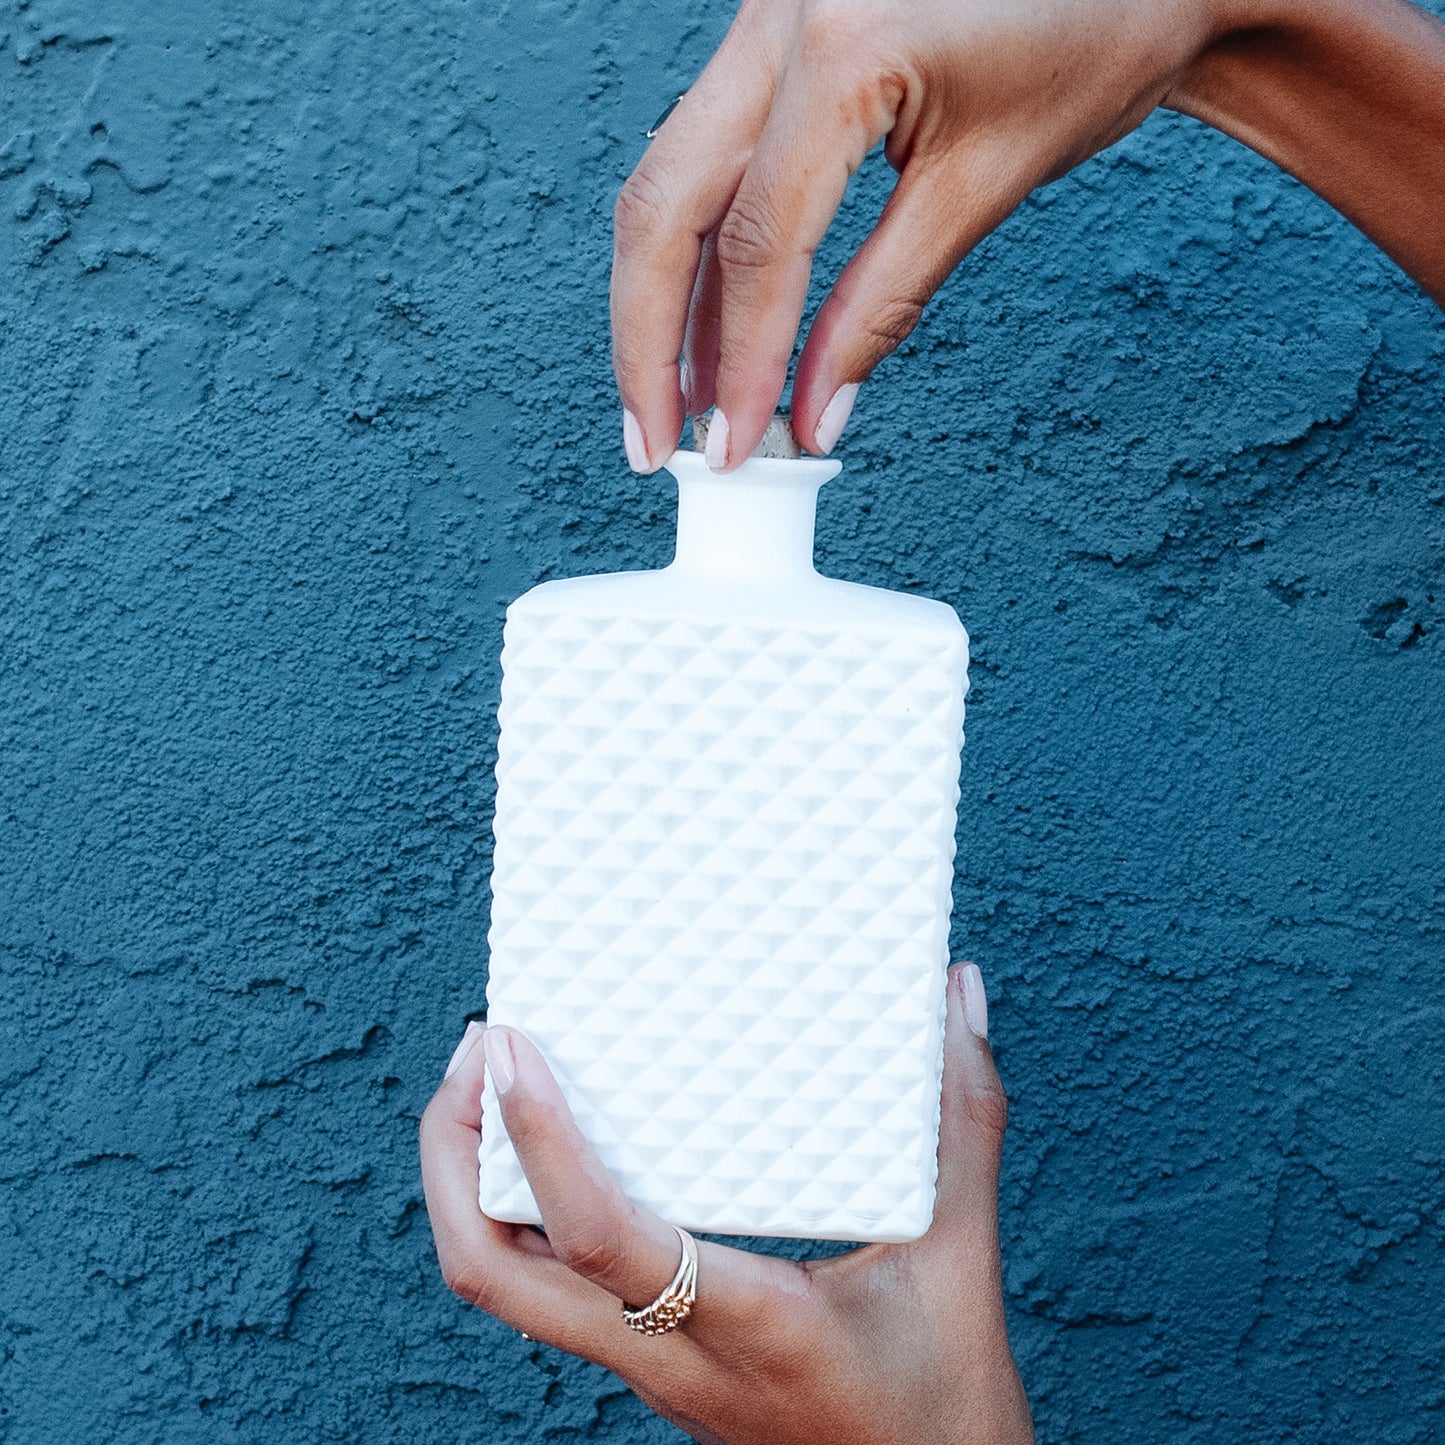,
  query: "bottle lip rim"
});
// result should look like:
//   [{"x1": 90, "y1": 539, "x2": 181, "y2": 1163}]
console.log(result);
[{"x1": 662, "y1": 447, "x2": 842, "y2": 488}]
